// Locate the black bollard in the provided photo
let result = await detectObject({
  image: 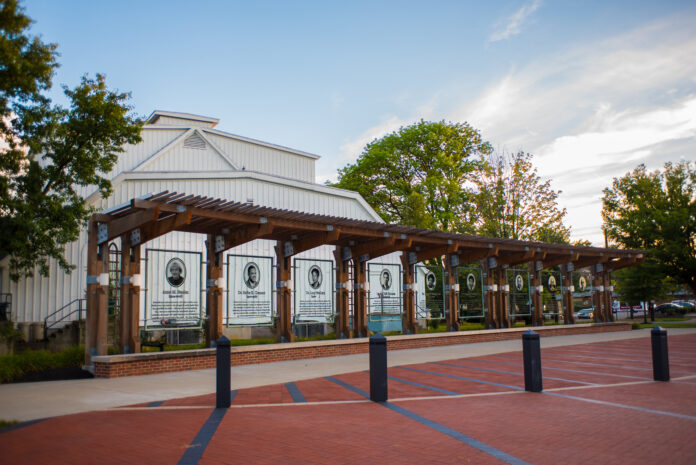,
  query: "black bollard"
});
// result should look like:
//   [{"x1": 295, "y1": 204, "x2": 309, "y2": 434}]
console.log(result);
[
  {"x1": 651, "y1": 327, "x2": 670, "y2": 381},
  {"x1": 216, "y1": 336, "x2": 231, "y2": 408},
  {"x1": 523, "y1": 330, "x2": 543, "y2": 392},
  {"x1": 369, "y1": 333, "x2": 388, "y2": 402}
]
